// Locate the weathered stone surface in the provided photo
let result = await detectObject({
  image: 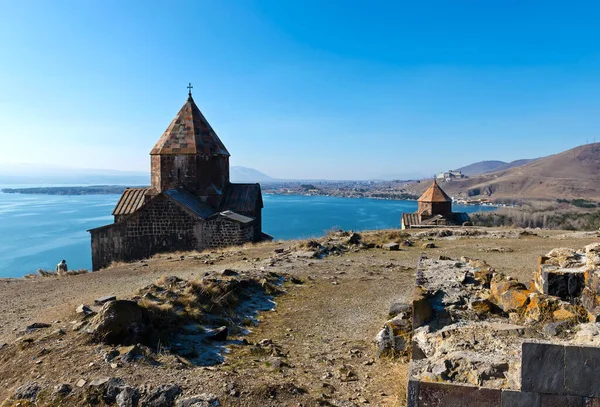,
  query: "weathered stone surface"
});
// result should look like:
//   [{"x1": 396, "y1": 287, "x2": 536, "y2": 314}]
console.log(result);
[
  {"x1": 413, "y1": 286, "x2": 433, "y2": 328},
  {"x1": 565, "y1": 345, "x2": 600, "y2": 397},
  {"x1": 76, "y1": 304, "x2": 94, "y2": 315},
  {"x1": 140, "y1": 384, "x2": 182, "y2": 407},
  {"x1": 499, "y1": 288, "x2": 530, "y2": 312},
  {"x1": 13, "y1": 382, "x2": 41, "y2": 400},
  {"x1": 542, "y1": 321, "x2": 570, "y2": 337},
  {"x1": 540, "y1": 394, "x2": 583, "y2": 407},
  {"x1": 95, "y1": 295, "x2": 117, "y2": 305},
  {"x1": 389, "y1": 302, "x2": 411, "y2": 318},
  {"x1": 553, "y1": 307, "x2": 576, "y2": 321},
  {"x1": 501, "y1": 390, "x2": 541, "y2": 407},
  {"x1": 383, "y1": 242, "x2": 400, "y2": 251},
  {"x1": 88, "y1": 300, "x2": 149, "y2": 345},
  {"x1": 469, "y1": 298, "x2": 493, "y2": 315},
  {"x1": 521, "y1": 342, "x2": 565, "y2": 395},
  {"x1": 584, "y1": 398, "x2": 600, "y2": 407},
  {"x1": 407, "y1": 380, "x2": 419, "y2": 407},
  {"x1": 116, "y1": 386, "x2": 140, "y2": 407},
  {"x1": 176, "y1": 393, "x2": 220, "y2": 407},
  {"x1": 415, "y1": 381, "x2": 501, "y2": 407}
]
